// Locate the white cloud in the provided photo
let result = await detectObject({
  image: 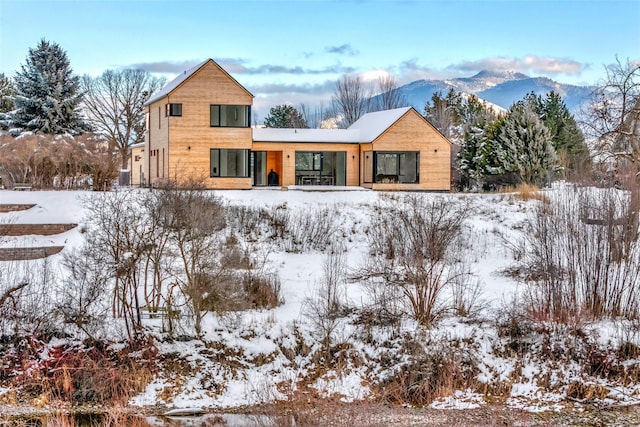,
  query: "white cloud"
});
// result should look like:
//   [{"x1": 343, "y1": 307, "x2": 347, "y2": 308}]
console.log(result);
[{"x1": 450, "y1": 55, "x2": 585, "y2": 76}]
